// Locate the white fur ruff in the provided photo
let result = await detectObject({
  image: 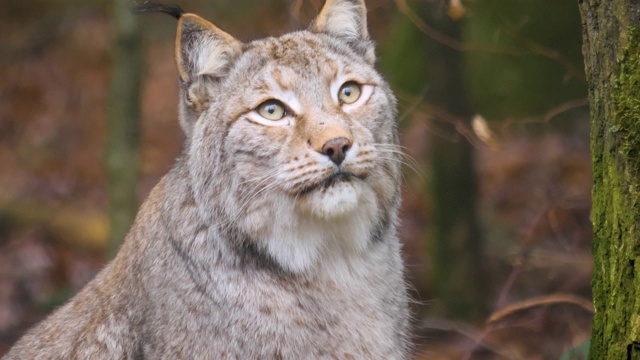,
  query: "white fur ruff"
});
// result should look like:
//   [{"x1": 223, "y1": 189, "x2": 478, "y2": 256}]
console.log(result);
[{"x1": 257, "y1": 181, "x2": 378, "y2": 274}]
